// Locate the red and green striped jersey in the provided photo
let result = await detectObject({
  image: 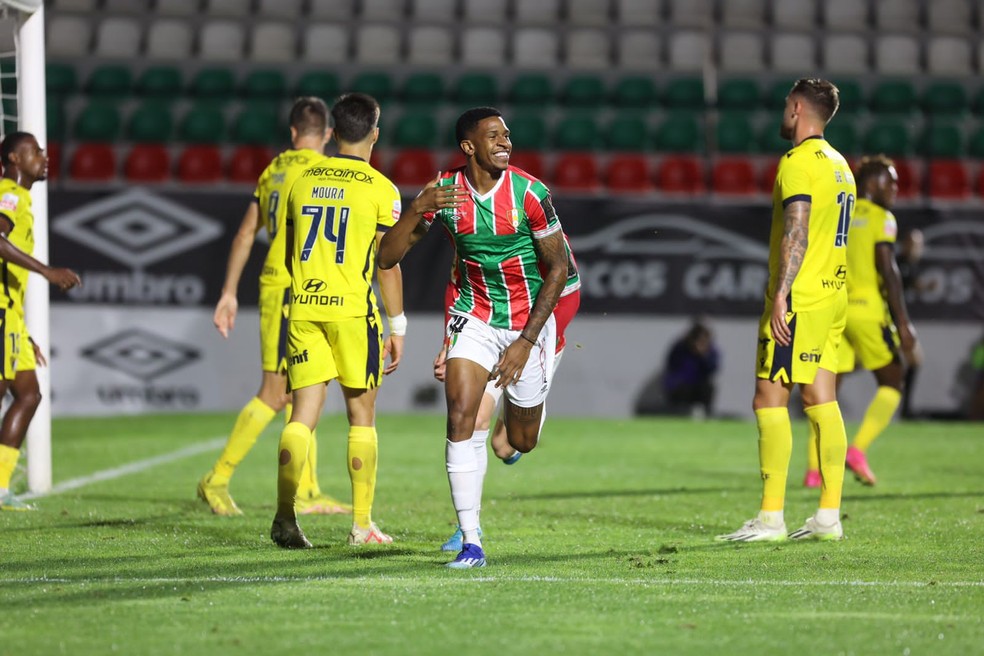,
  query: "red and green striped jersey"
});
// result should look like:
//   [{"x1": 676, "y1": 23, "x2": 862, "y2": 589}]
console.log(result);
[{"x1": 429, "y1": 166, "x2": 562, "y2": 330}]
